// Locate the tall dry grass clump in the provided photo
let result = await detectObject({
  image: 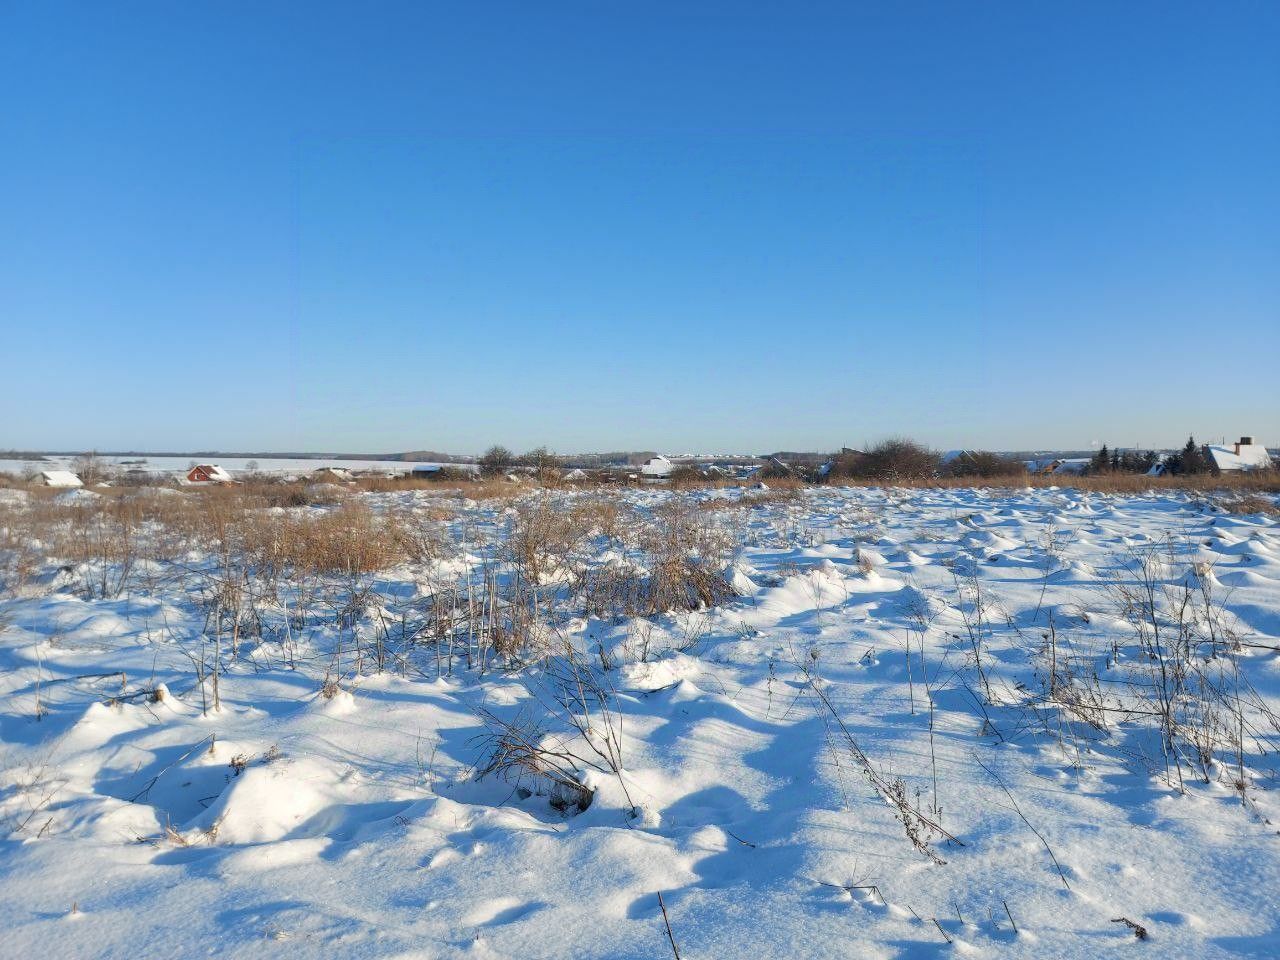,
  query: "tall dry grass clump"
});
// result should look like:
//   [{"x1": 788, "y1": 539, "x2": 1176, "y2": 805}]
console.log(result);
[
  {"x1": 243, "y1": 502, "x2": 409, "y2": 577},
  {"x1": 639, "y1": 500, "x2": 738, "y2": 612}
]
